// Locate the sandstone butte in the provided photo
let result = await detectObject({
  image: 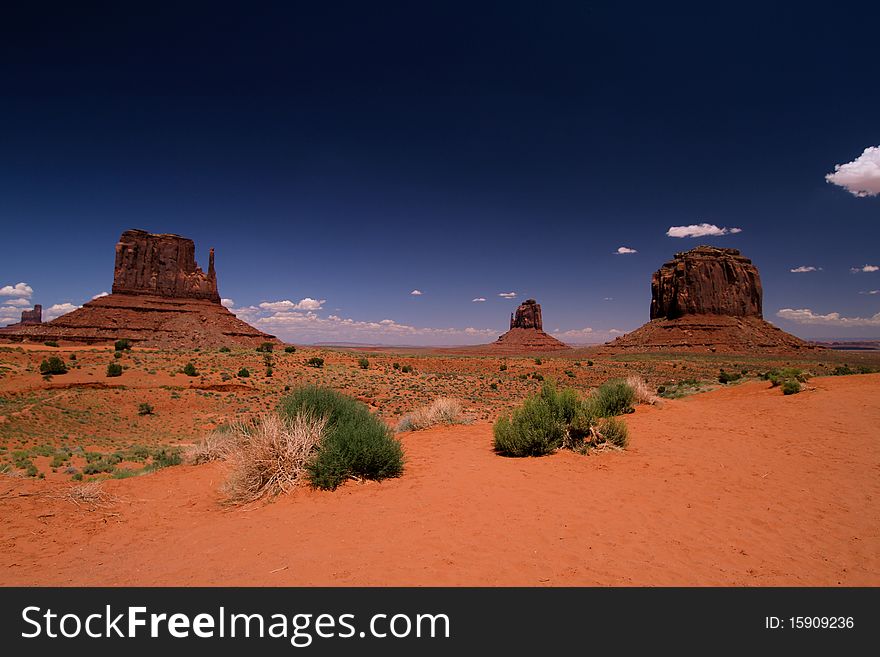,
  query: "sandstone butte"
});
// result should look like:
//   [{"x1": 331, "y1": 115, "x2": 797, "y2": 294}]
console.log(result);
[
  {"x1": 490, "y1": 299, "x2": 568, "y2": 352},
  {"x1": 603, "y1": 245, "x2": 821, "y2": 354},
  {"x1": 0, "y1": 229, "x2": 277, "y2": 349}
]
